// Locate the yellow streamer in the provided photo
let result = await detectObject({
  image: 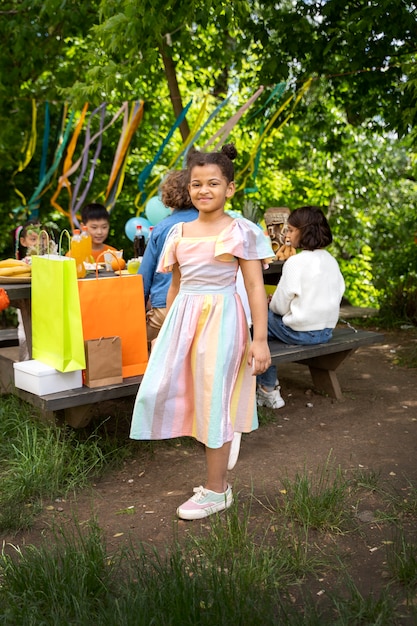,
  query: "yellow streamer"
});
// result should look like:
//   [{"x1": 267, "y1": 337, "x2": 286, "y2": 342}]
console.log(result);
[
  {"x1": 12, "y1": 99, "x2": 37, "y2": 206},
  {"x1": 104, "y1": 100, "x2": 144, "y2": 208},
  {"x1": 236, "y1": 79, "x2": 313, "y2": 192},
  {"x1": 50, "y1": 103, "x2": 89, "y2": 227}
]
